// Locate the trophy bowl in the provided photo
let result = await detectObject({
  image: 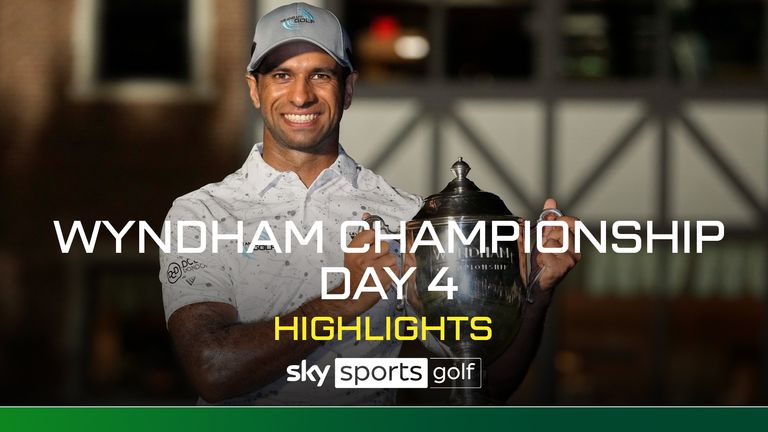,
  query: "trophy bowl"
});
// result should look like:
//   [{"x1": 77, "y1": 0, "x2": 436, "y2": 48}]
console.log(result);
[{"x1": 404, "y1": 158, "x2": 531, "y2": 405}]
